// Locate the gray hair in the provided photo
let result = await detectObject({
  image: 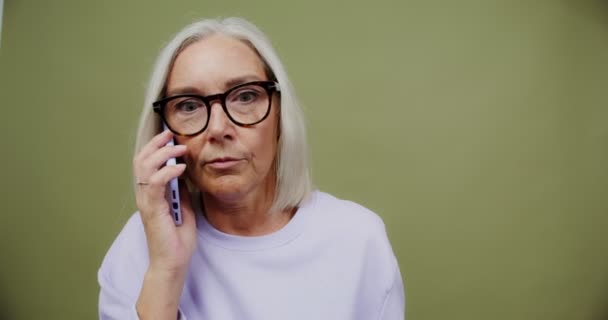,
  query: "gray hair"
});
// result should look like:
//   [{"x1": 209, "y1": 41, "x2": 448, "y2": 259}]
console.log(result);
[{"x1": 134, "y1": 17, "x2": 312, "y2": 212}]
